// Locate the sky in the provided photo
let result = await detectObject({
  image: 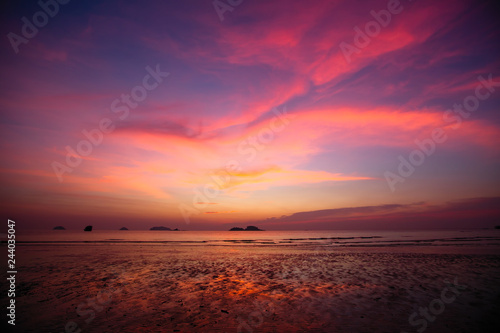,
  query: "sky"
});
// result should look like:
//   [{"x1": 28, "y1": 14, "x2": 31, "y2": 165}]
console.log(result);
[{"x1": 0, "y1": 0, "x2": 499, "y2": 230}]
